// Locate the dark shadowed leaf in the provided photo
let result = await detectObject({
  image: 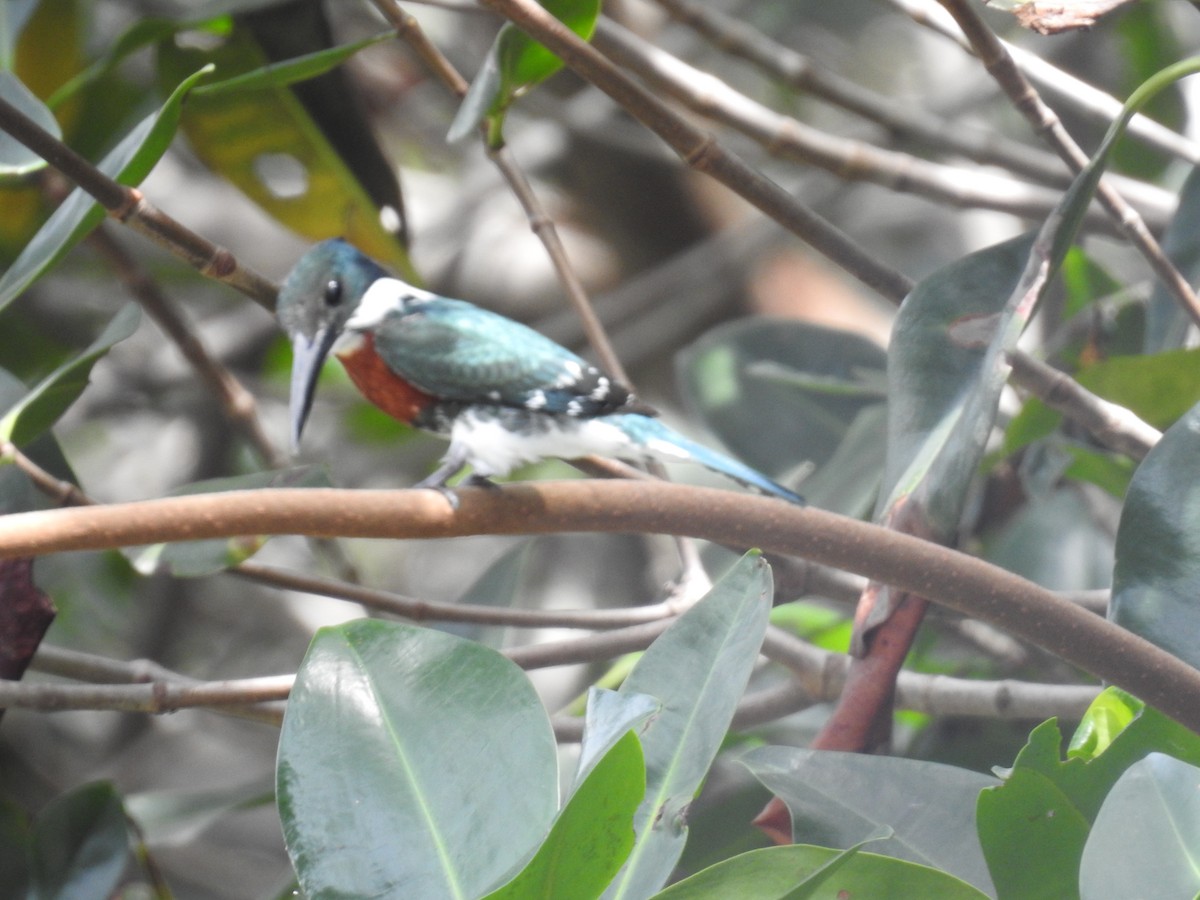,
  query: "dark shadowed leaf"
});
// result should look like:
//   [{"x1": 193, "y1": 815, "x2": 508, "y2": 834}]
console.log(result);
[
  {"x1": 0, "y1": 304, "x2": 140, "y2": 446},
  {"x1": 28, "y1": 782, "x2": 131, "y2": 900},
  {"x1": 1110, "y1": 399, "x2": 1200, "y2": 664},
  {"x1": 438, "y1": 541, "x2": 531, "y2": 646},
  {"x1": 1146, "y1": 165, "x2": 1200, "y2": 351},
  {"x1": 277, "y1": 620, "x2": 558, "y2": 900},
  {"x1": 678, "y1": 319, "x2": 886, "y2": 477},
  {"x1": 605, "y1": 553, "x2": 773, "y2": 899},
  {"x1": 744, "y1": 745, "x2": 996, "y2": 895}
]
